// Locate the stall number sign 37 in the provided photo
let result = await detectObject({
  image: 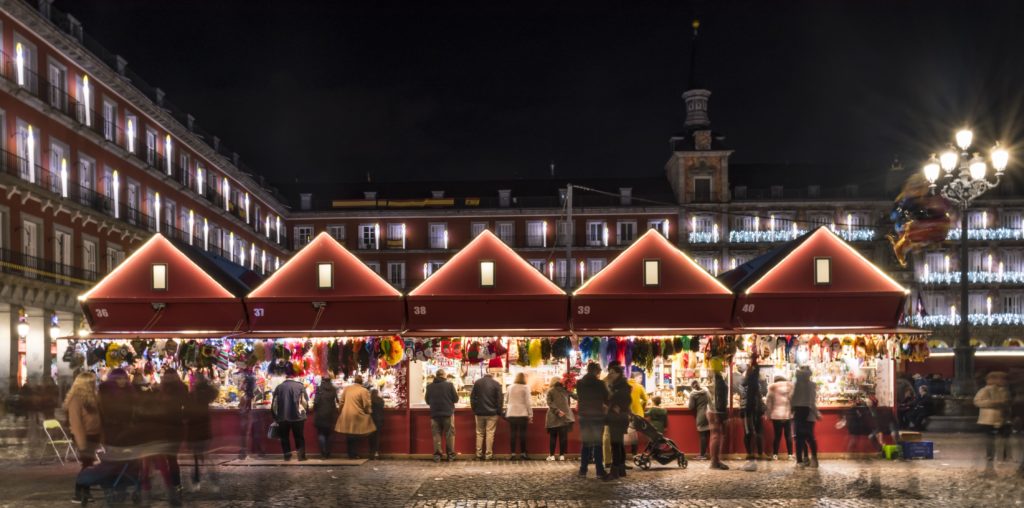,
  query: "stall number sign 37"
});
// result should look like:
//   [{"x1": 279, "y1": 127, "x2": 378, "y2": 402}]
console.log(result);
[
  {"x1": 252, "y1": 308, "x2": 265, "y2": 317},
  {"x1": 740, "y1": 304, "x2": 756, "y2": 313}
]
